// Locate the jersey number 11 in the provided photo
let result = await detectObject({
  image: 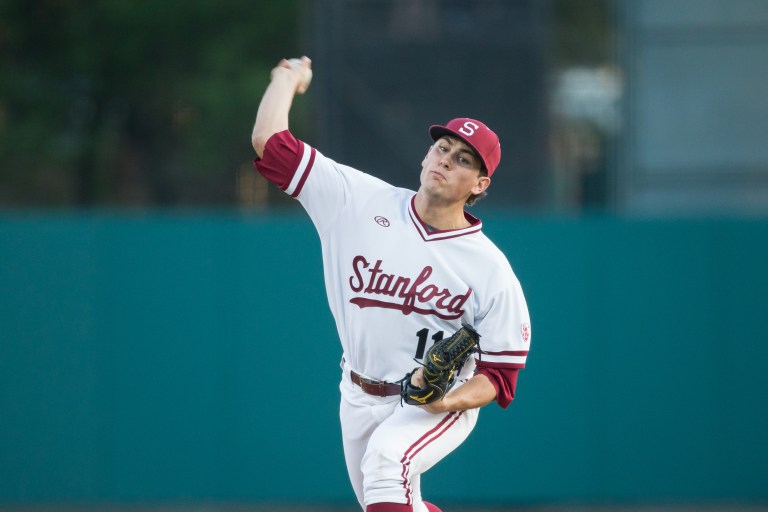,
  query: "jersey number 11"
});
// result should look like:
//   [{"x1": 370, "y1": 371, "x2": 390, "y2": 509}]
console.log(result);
[{"x1": 415, "y1": 328, "x2": 444, "y2": 359}]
